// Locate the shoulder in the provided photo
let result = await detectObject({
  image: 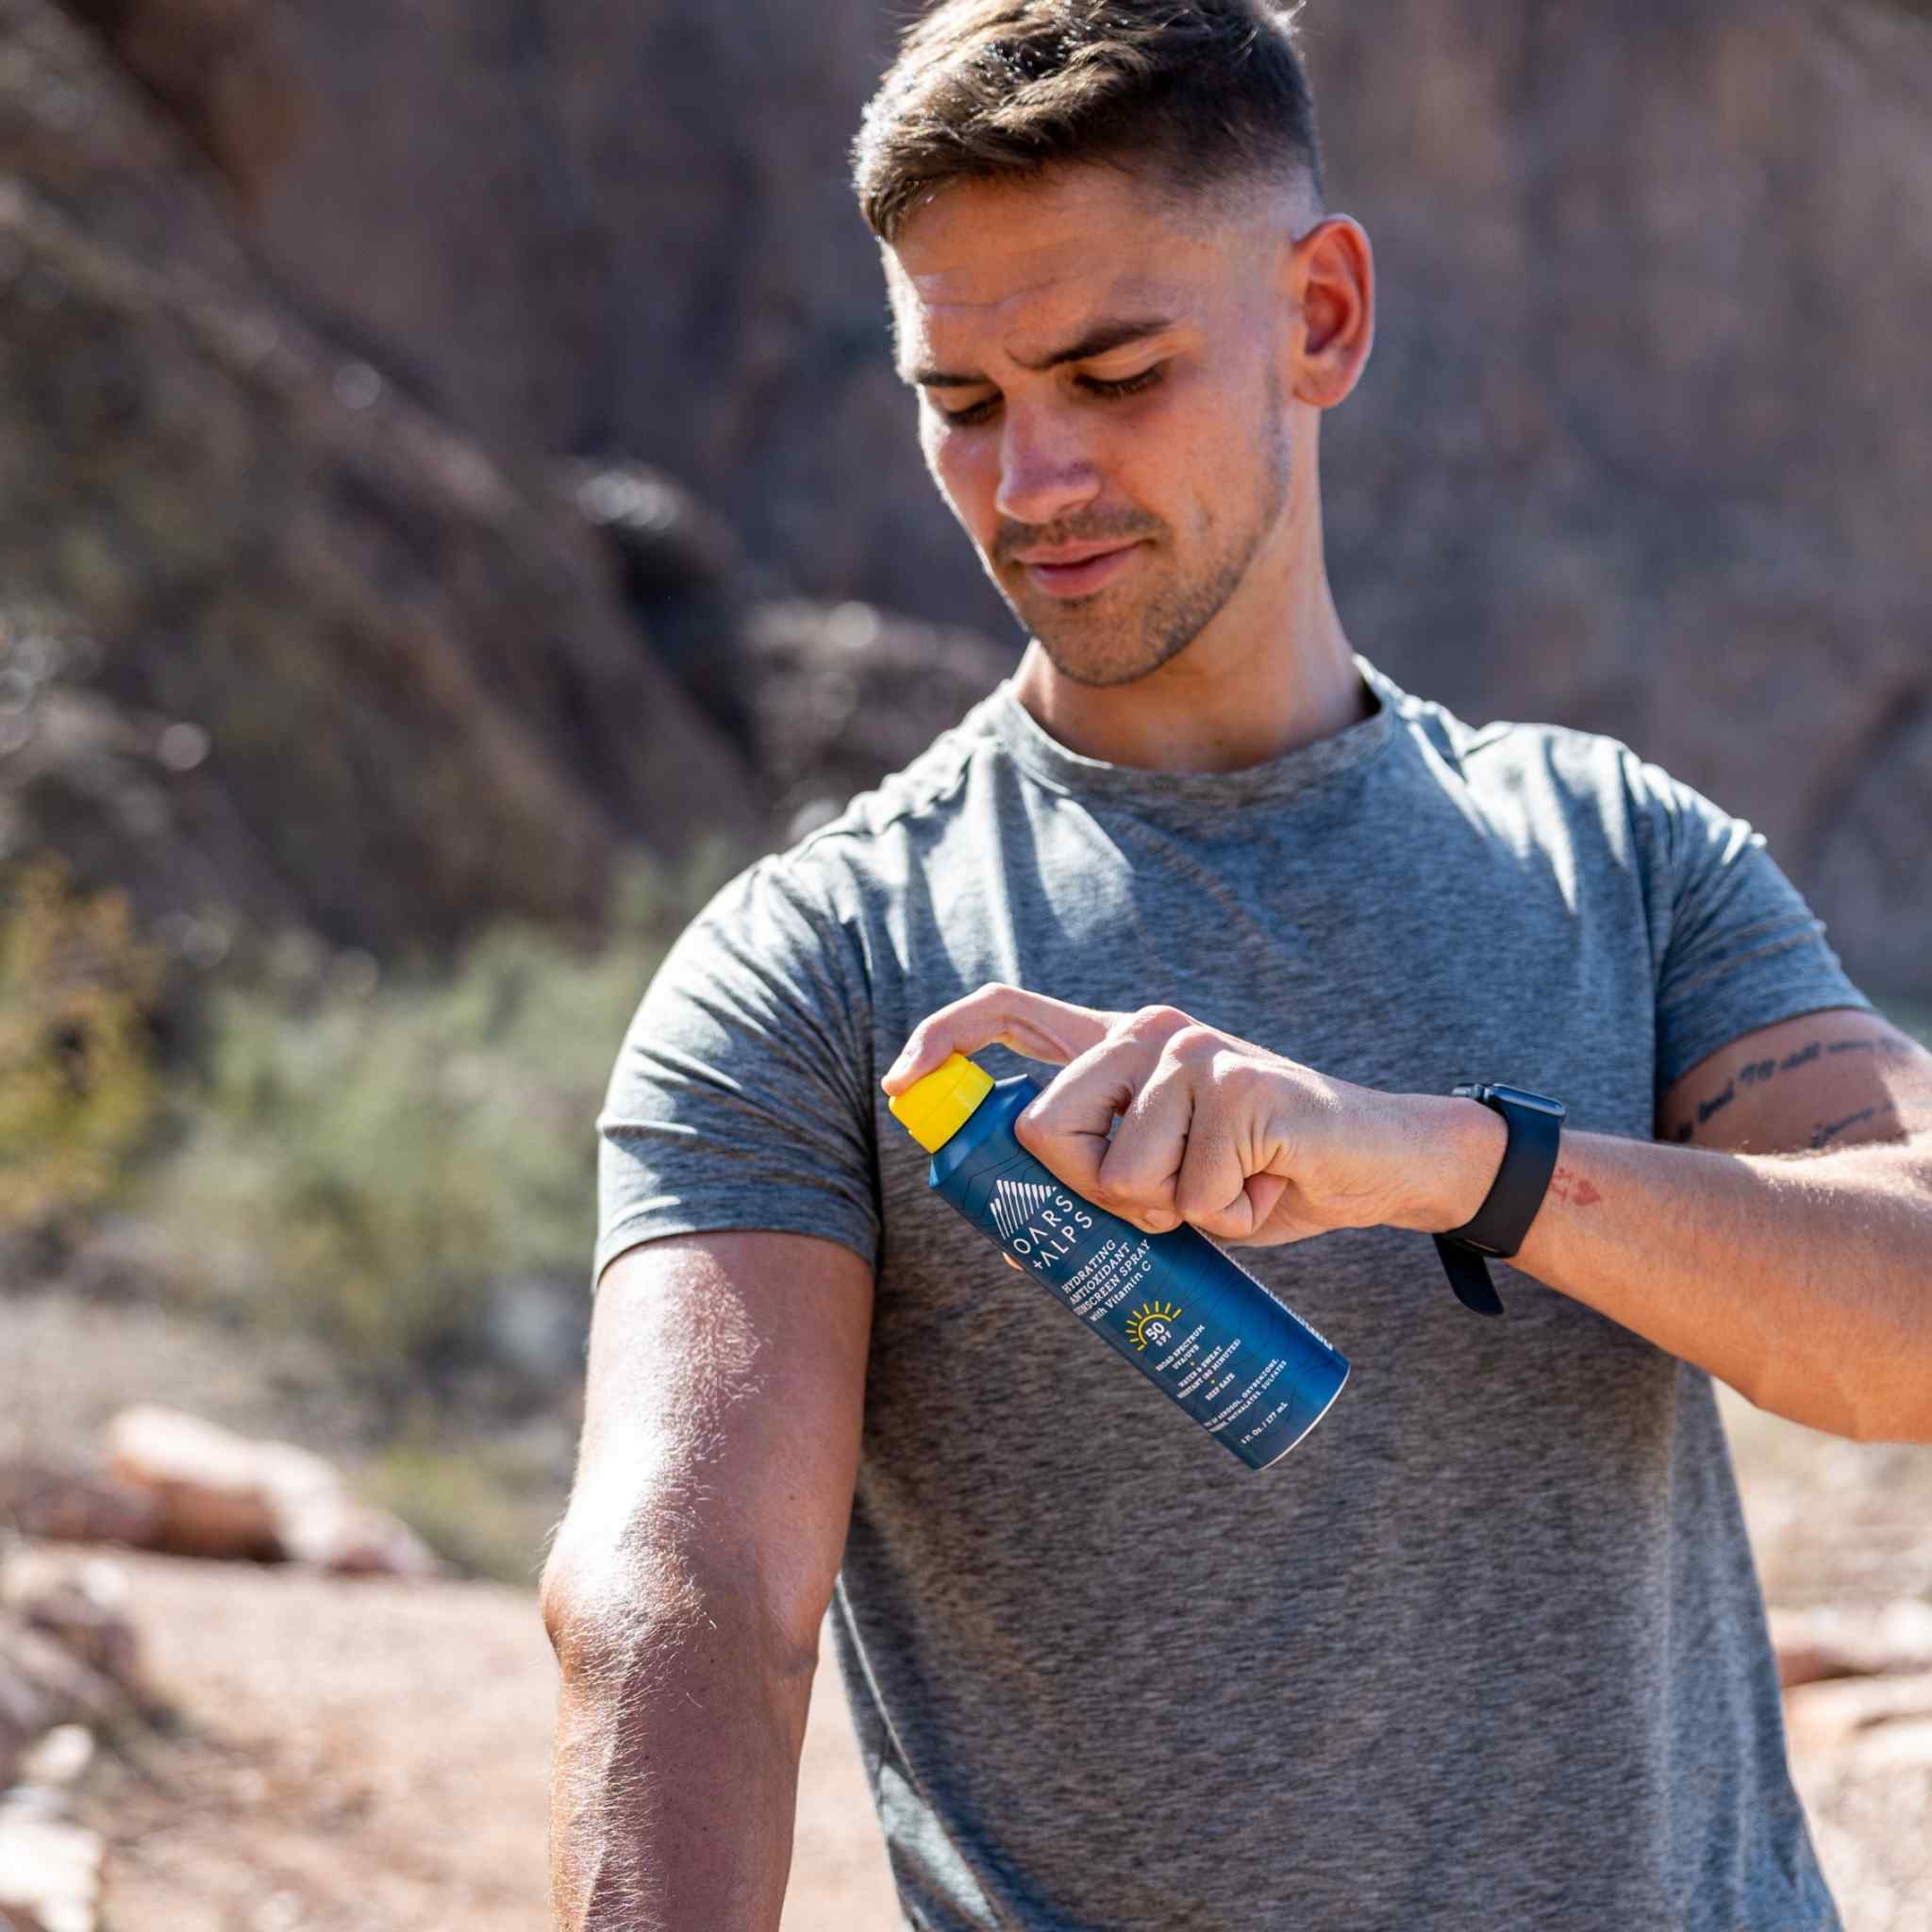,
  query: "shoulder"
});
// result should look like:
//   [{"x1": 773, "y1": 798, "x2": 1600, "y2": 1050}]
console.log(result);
[{"x1": 1373, "y1": 668, "x2": 1715, "y2": 875}]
